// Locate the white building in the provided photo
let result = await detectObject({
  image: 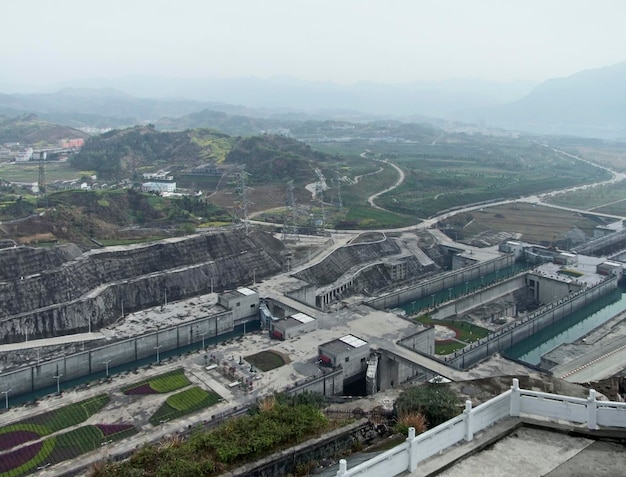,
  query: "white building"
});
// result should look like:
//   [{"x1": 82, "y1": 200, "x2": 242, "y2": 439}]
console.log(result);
[{"x1": 142, "y1": 182, "x2": 176, "y2": 193}]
